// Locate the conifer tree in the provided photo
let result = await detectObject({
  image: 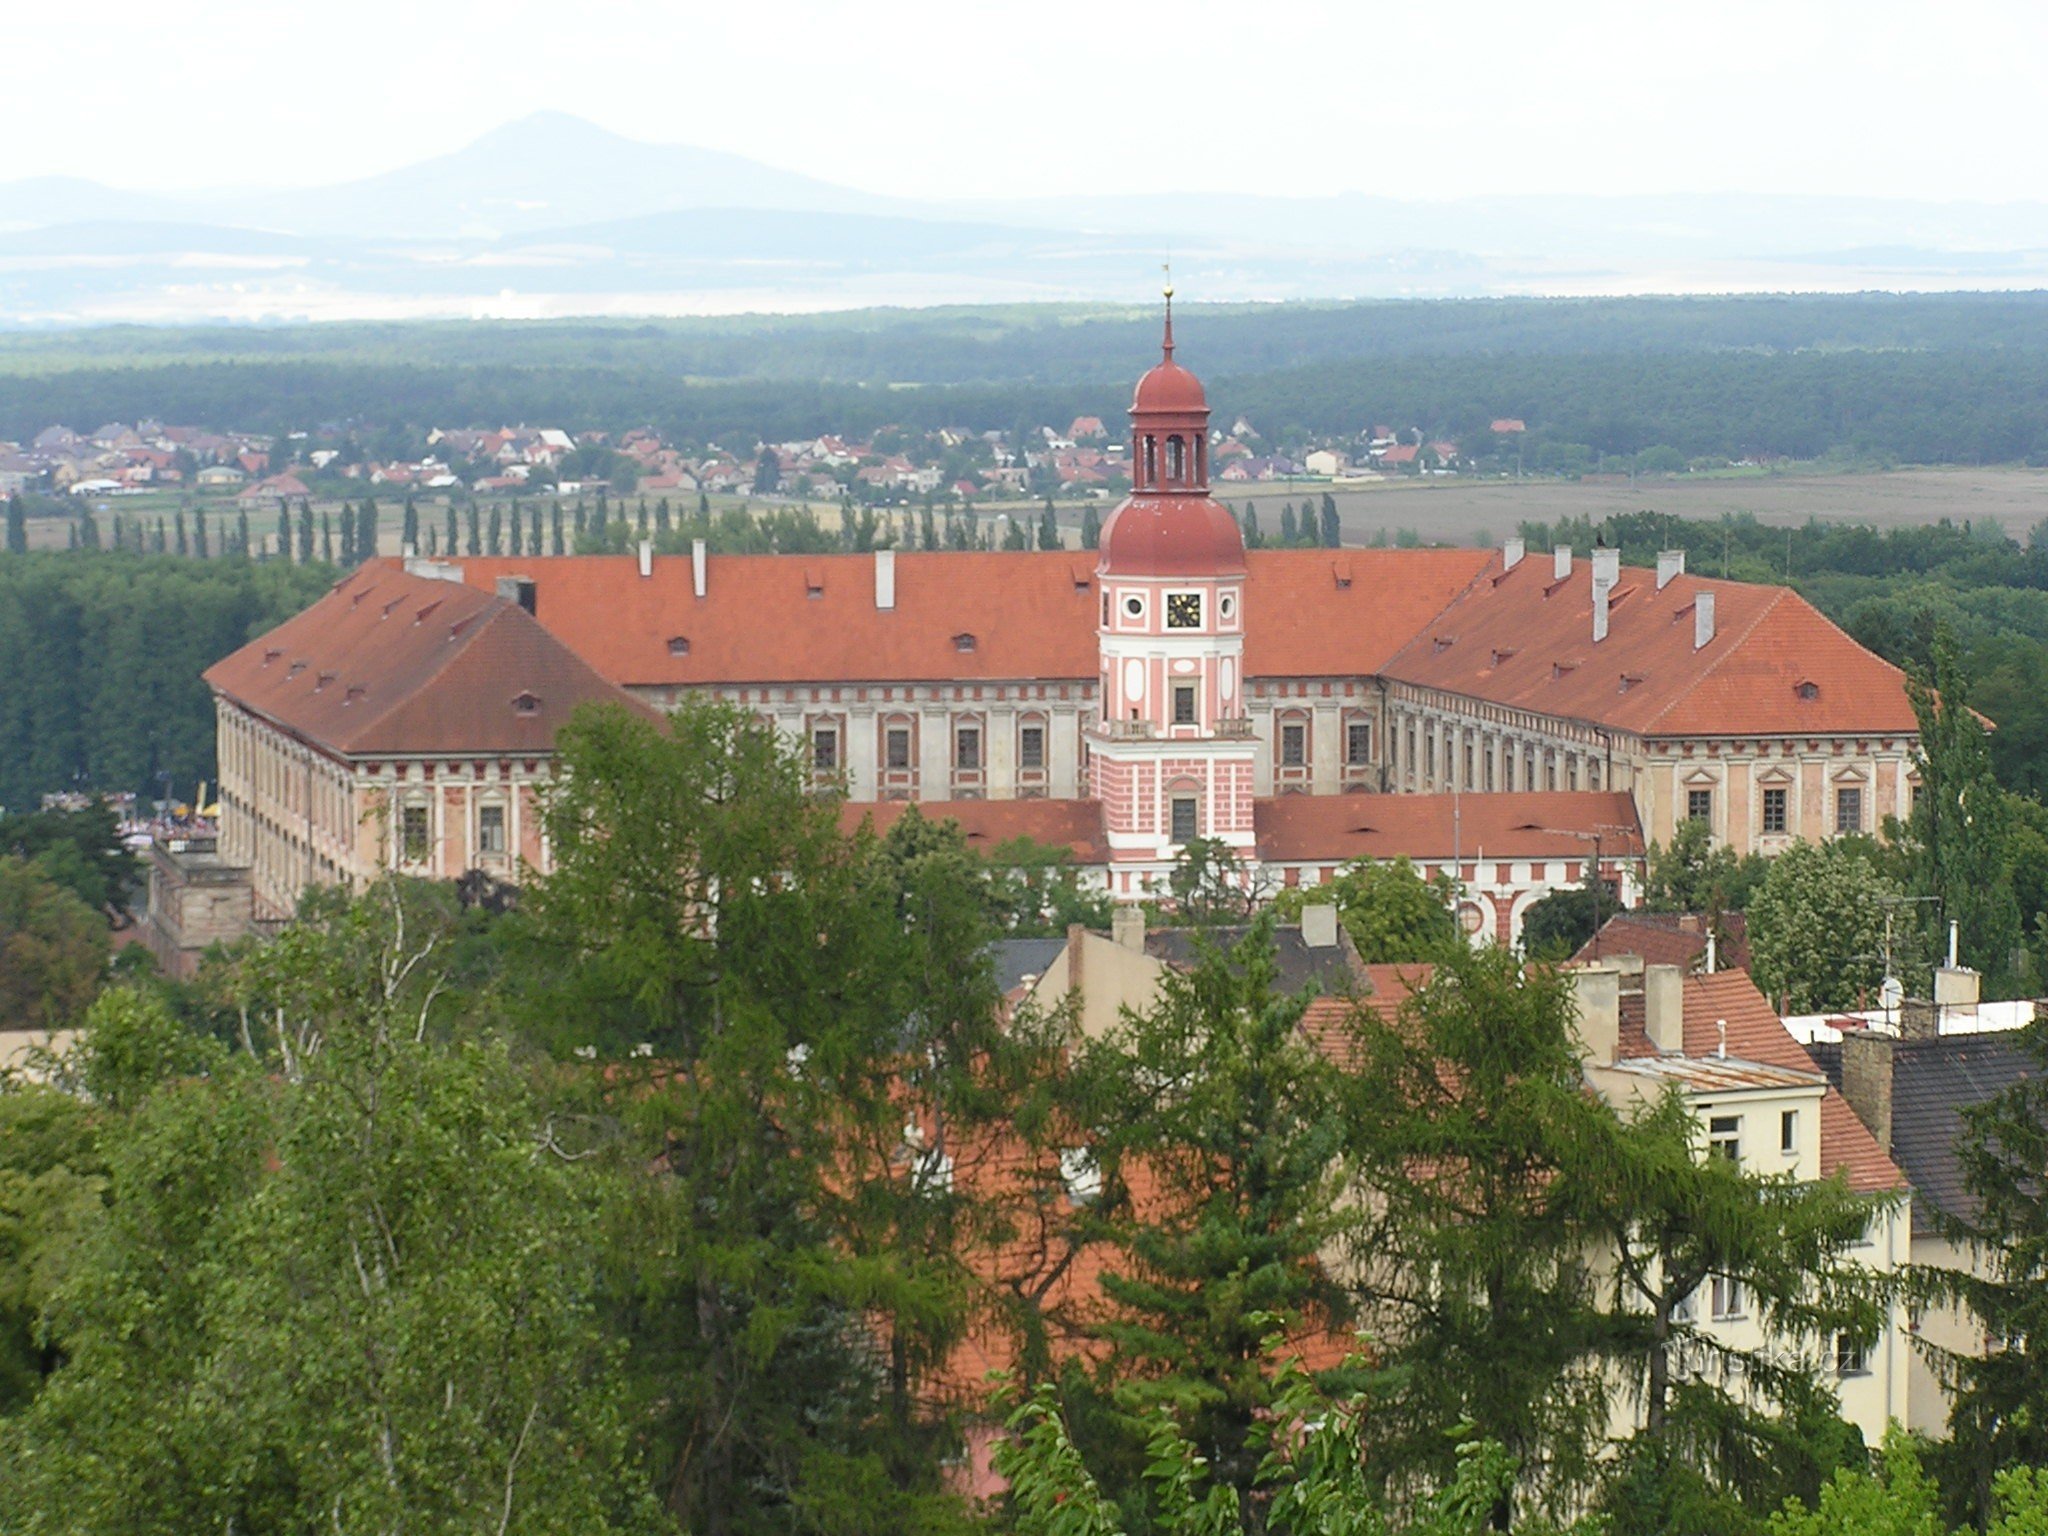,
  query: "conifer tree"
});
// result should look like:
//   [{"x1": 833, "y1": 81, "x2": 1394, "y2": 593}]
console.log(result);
[
  {"x1": 636, "y1": 499, "x2": 649, "y2": 535},
  {"x1": 236, "y1": 509, "x2": 251, "y2": 560},
  {"x1": 1321, "y1": 492, "x2": 1341, "y2": 548},
  {"x1": 338, "y1": 503, "x2": 355, "y2": 567},
  {"x1": 401, "y1": 495, "x2": 419, "y2": 553},
  {"x1": 111, "y1": 514, "x2": 125, "y2": 551},
  {"x1": 357, "y1": 498, "x2": 377, "y2": 564},
  {"x1": 193, "y1": 511, "x2": 208, "y2": 560},
  {"x1": 1037, "y1": 498, "x2": 1059, "y2": 550},
  {"x1": 465, "y1": 503, "x2": 481, "y2": 557},
  {"x1": 1080, "y1": 504, "x2": 1100, "y2": 550},
  {"x1": 487, "y1": 505, "x2": 503, "y2": 556},
  {"x1": 175, "y1": 510, "x2": 189, "y2": 558},
  {"x1": 655, "y1": 497, "x2": 671, "y2": 535},
  {"x1": 698, "y1": 490, "x2": 710, "y2": 518},
  {"x1": 319, "y1": 514, "x2": 332, "y2": 565},
  {"x1": 445, "y1": 502, "x2": 459, "y2": 556},
  {"x1": 277, "y1": 505, "x2": 291, "y2": 562},
  {"x1": 296, "y1": 500, "x2": 314, "y2": 564},
  {"x1": 152, "y1": 518, "x2": 167, "y2": 555},
  {"x1": 4, "y1": 495, "x2": 24, "y2": 554},
  {"x1": 1243, "y1": 506, "x2": 1263, "y2": 548},
  {"x1": 66, "y1": 523, "x2": 77, "y2": 550},
  {"x1": 550, "y1": 502, "x2": 565, "y2": 556},
  {"x1": 1281, "y1": 503, "x2": 1298, "y2": 545},
  {"x1": 78, "y1": 510, "x2": 99, "y2": 550}
]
